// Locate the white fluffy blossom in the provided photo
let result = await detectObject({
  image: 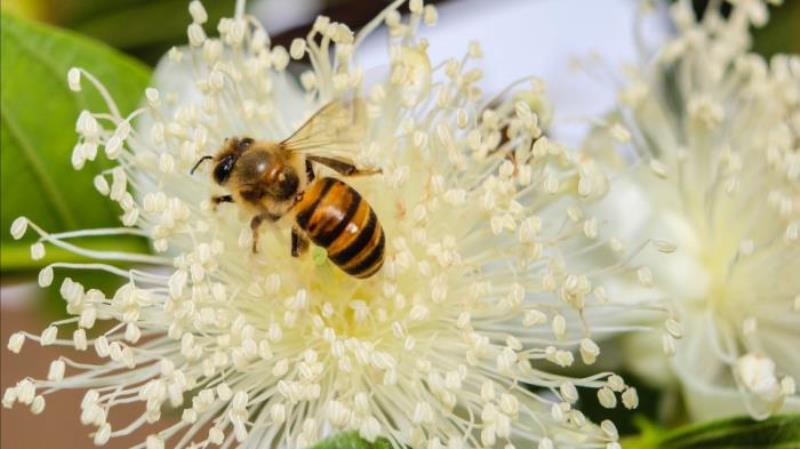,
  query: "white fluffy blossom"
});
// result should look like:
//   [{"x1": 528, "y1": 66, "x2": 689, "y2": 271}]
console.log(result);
[
  {"x1": 5, "y1": 1, "x2": 651, "y2": 447},
  {"x1": 585, "y1": 0, "x2": 799, "y2": 421}
]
